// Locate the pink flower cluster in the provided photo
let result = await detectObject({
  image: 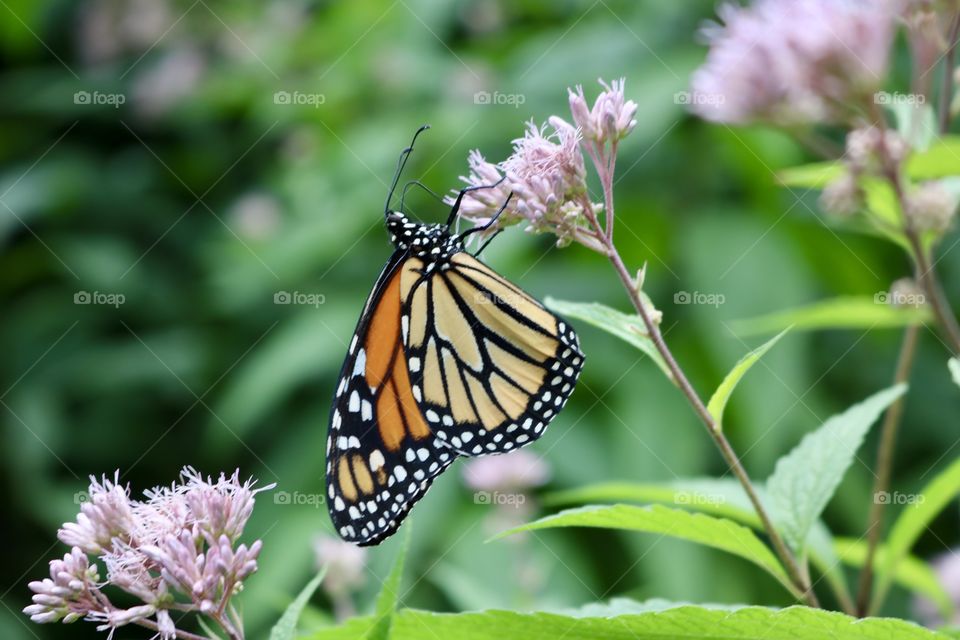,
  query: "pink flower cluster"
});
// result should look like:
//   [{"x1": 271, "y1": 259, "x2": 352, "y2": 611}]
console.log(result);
[
  {"x1": 690, "y1": 0, "x2": 896, "y2": 125},
  {"x1": 449, "y1": 78, "x2": 637, "y2": 249},
  {"x1": 25, "y1": 468, "x2": 271, "y2": 639}
]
